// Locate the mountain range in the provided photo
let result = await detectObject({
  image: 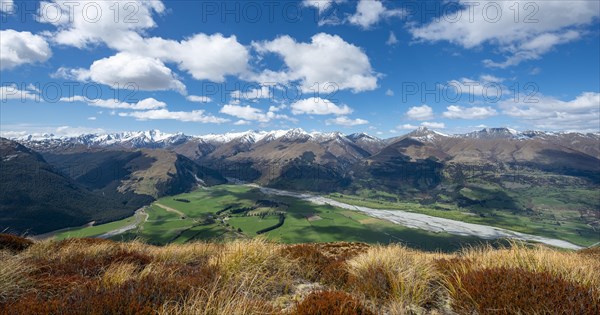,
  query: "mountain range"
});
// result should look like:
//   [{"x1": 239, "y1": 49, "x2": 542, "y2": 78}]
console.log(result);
[
  {"x1": 2, "y1": 127, "x2": 599, "y2": 234},
  {"x1": 16, "y1": 127, "x2": 599, "y2": 157},
  {"x1": 15, "y1": 127, "x2": 599, "y2": 186}
]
